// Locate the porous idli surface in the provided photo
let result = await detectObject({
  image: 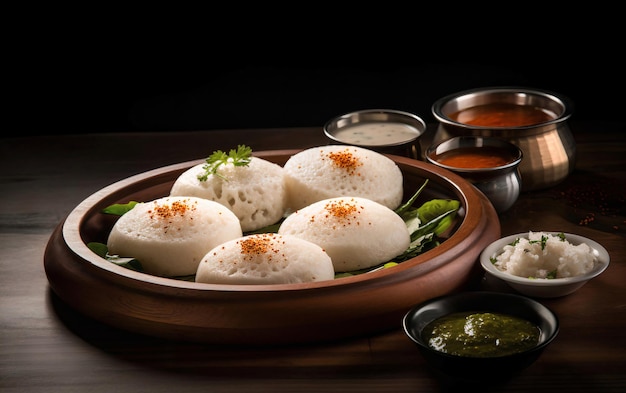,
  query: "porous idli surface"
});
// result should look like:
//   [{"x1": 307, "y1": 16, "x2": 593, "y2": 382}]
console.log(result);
[
  {"x1": 195, "y1": 233, "x2": 335, "y2": 284},
  {"x1": 170, "y1": 157, "x2": 287, "y2": 232},
  {"x1": 107, "y1": 196, "x2": 242, "y2": 277},
  {"x1": 283, "y1": 145, "x2": 404, "y2": 211},
  {"x1": 278, "y1": 196, "x2": 410, "y2": 272}
]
